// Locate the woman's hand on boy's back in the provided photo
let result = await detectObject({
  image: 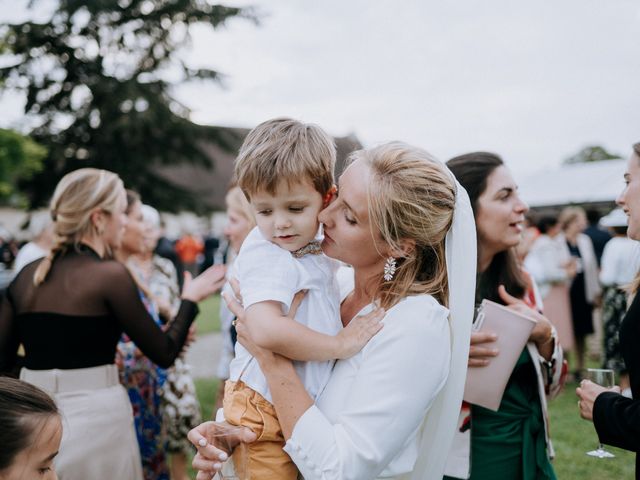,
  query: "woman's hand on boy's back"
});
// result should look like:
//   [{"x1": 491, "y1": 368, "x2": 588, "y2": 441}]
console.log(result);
[{"x1": 223, "y1": 288, "x2": 308, "y2": 366}]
